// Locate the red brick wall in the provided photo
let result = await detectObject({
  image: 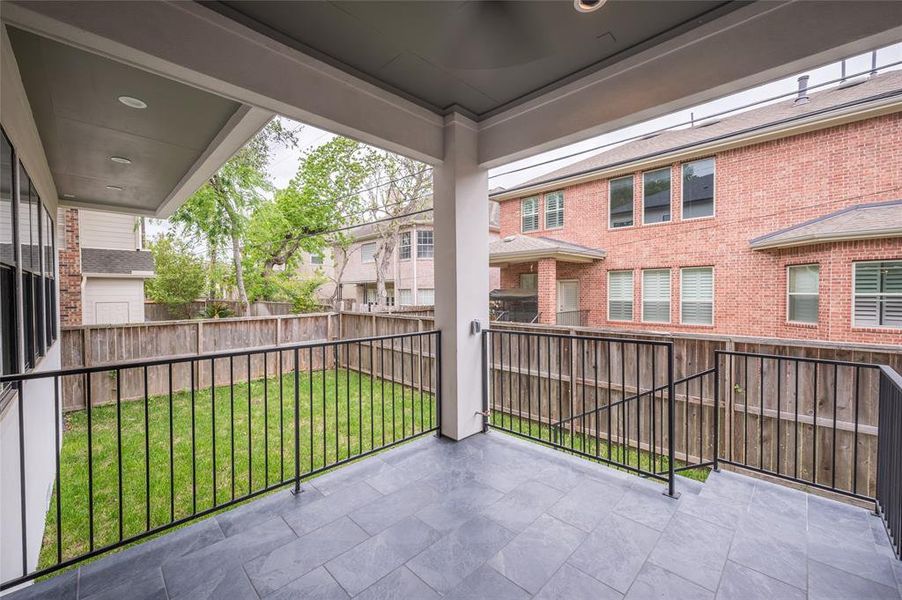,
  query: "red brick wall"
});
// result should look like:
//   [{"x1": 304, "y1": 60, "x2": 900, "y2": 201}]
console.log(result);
[
  {"x1": 58, "y1": 208, "x2": 82, "y2": 326},
  {"x1": 498, "y1": 113, "x2": 902, "y2": 345}
]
